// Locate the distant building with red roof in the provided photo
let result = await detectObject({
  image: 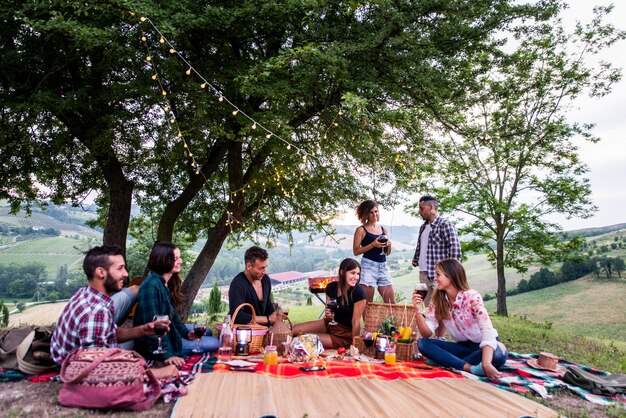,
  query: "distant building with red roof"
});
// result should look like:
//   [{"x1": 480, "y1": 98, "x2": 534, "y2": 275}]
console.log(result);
[{"x1": 268, "y1": 271, "x2": 307, "y2": 287}]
